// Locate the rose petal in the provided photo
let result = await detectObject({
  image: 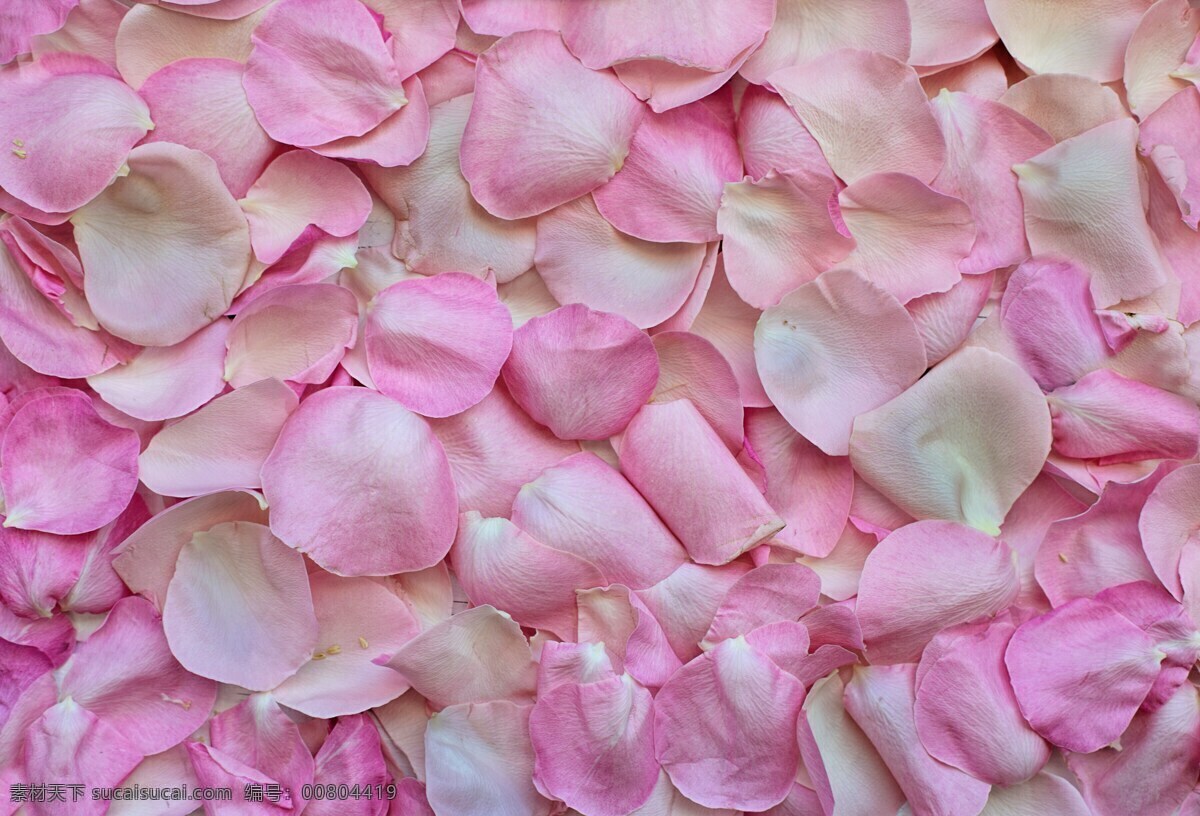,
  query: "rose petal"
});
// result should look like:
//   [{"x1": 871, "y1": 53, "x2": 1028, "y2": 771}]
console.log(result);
[
  {"x1": 650, "y1": 331, "x2": 743, "y2": 452},
  {"x1": 908, "y1": 0, "x2": 998, "y2": 72},
  {"x1": 905, "y1": 271, "x2": 995, "y2": 366},
  {"x1": 311, "y1": 74, "x2": 432, "y2": 168},
  {"x1": 999, "y1": 74, "x2": 1129, "y2": 142},
  {"x1": 1139, "y1": 86, "x2": 1200, "y2": 228},
  {"x1": 635, "y1": 562, "x2": 751, "y2": 664},
  {"x1": 307, "y1": 714, "x2": 392, "y2": 816},
  {"x1": 114, "y1": 4, "x2": 265, "y2": 88},
  {"x1": 1124, "y1": 0, "x2": 1200, "y2": 119},
  {"x1": 0, "y1": 0, "x2": 78, "y2": 64},
  {"x1": 701, "y1": 563, "x2": 821, "y2": 648},
  {"x1": 688, "y1": 257, "x2": 771, "y2": 407}
]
